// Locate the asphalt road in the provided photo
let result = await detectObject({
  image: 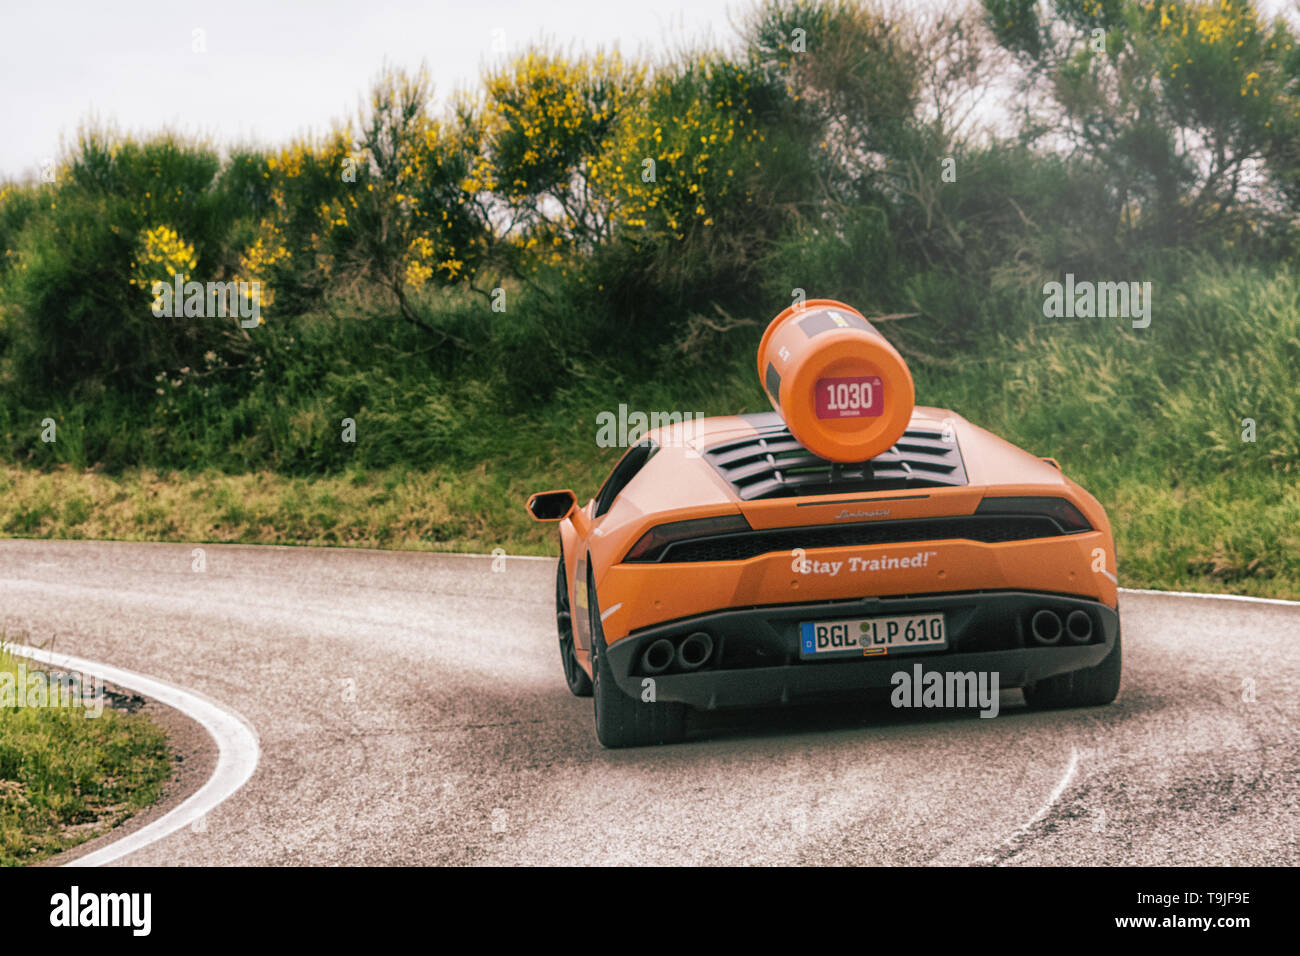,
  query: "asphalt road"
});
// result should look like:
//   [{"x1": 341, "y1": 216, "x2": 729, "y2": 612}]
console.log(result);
[{"x1": 1, "y1": 539, "x2": 1295, "y2": 866}]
